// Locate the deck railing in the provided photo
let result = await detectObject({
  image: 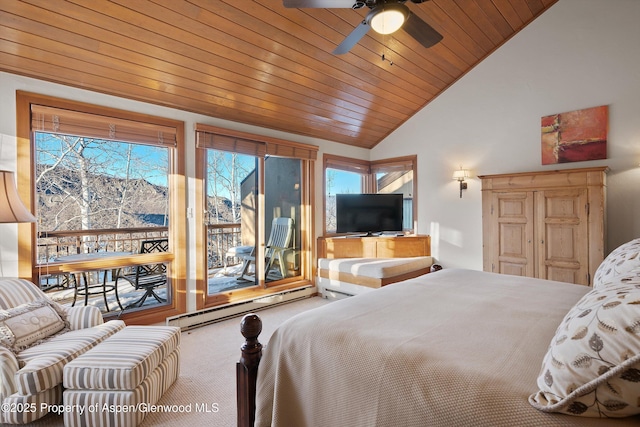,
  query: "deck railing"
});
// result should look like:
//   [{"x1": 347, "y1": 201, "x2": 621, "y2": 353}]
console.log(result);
[
  {"x1": 36, "y1": 223, "x2": 244, "y2": 287},
  {"x1": 37, "y1": 227, "x2": 170, "y2": 263},
  {"x1": 206, "y1": 223, "x2": 243, "y2": 269}
]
